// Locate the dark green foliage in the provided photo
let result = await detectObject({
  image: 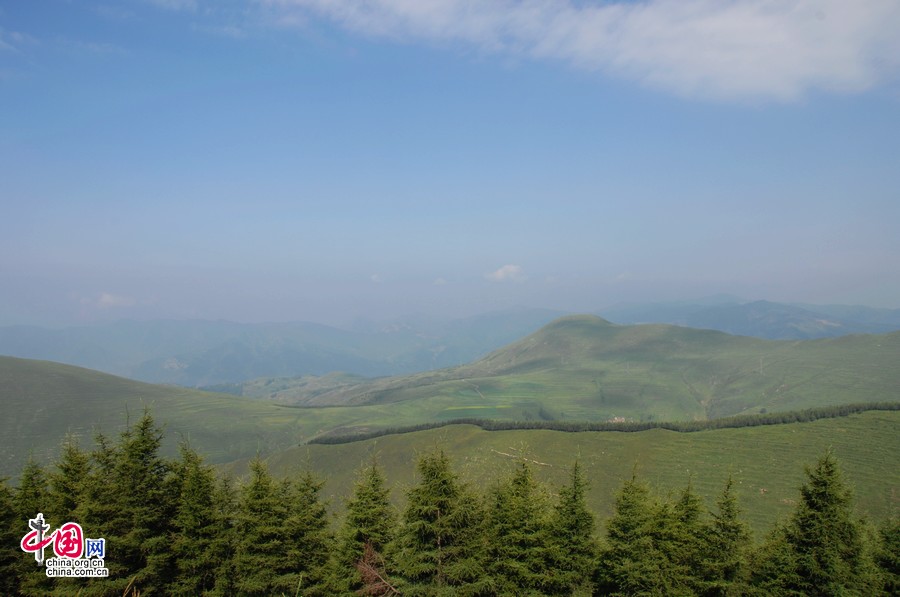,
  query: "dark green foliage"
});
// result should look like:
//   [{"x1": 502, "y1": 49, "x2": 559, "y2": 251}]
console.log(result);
[
  {"x1": 282, "y1": 471, "x2": 333, "y2": 595},
  {"x1": 208, "y1": 474, "x2": 239, "y2": 596},
  {"x1": 597, "y1": 475, "x2": 662, "y2": 595},
  {"x1": 700, "y1": 476, "x2": 752, "y2": 596},
  {"x1": 113, "y1": 413, "x2": 179, "y2": 595},
  {"x1": 46, "y1": 436, "x2": 90, "y2": 524},
  {"x1": 485, "y1": 462, "x2": 555, "y2": 595},
  {"x1": 875, "y1": 517, "x2": 900, "y2": 595},
  {"x1": 14, "y1": 457, "x2": 48, "y2": 522},
  {"x1": 309, "y1": 402, "x2": 900, "y2": 444},
  {"x1": 597, "y1": 474, "x2": 701, "y2": 596},
  {"x1": 231, "y1": 459, "x2": 332, "y2": 595},
  {"x1": 232, "y1": 457, "x2": 295, "y2": 595},
  {"x1": 392, "y1": 450, "x2": 488, "y2": 595},
  {"x1": 669, "y1": 480, "x2": 708, "y2": 594},
  {"x1": 331, "y1": 459, "x2": 398, "y2": 594},
  {"x1": 169, "y1": 444, "x2": 223, "y2": 595},
  {"x1": 12, "y1": 458, "x2": 54, "y2": 596},
  {"x1": 548, "y1": 462, "x2": 597, "y2": 594},
  {"x1": 0, "y1": 479, "x2": 20, "y2": 596},
  {"x1": 751, "y1": 449, "x2": 880, "y2": 595},
  {"x1": 3, "y1": 411, "x2": 893, "y2": 596}
]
